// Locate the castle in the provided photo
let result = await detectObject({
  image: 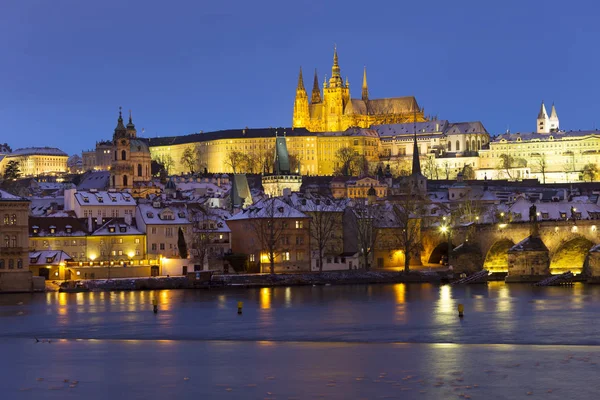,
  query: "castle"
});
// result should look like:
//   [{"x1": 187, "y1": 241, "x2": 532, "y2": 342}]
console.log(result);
[{"x1": 292, "y1": 47, "x2": 427, "y2": 132}]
